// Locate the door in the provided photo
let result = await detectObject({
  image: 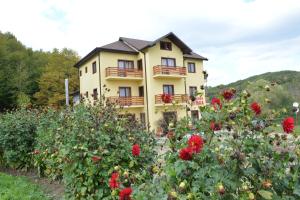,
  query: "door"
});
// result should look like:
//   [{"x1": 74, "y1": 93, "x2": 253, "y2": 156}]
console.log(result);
[
  {"x1": 162, "y1": 111, "x2": 177, "y2": 133},
  {"x1": 119, "y1": 87, "x2": 131, "y2": 106}
]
